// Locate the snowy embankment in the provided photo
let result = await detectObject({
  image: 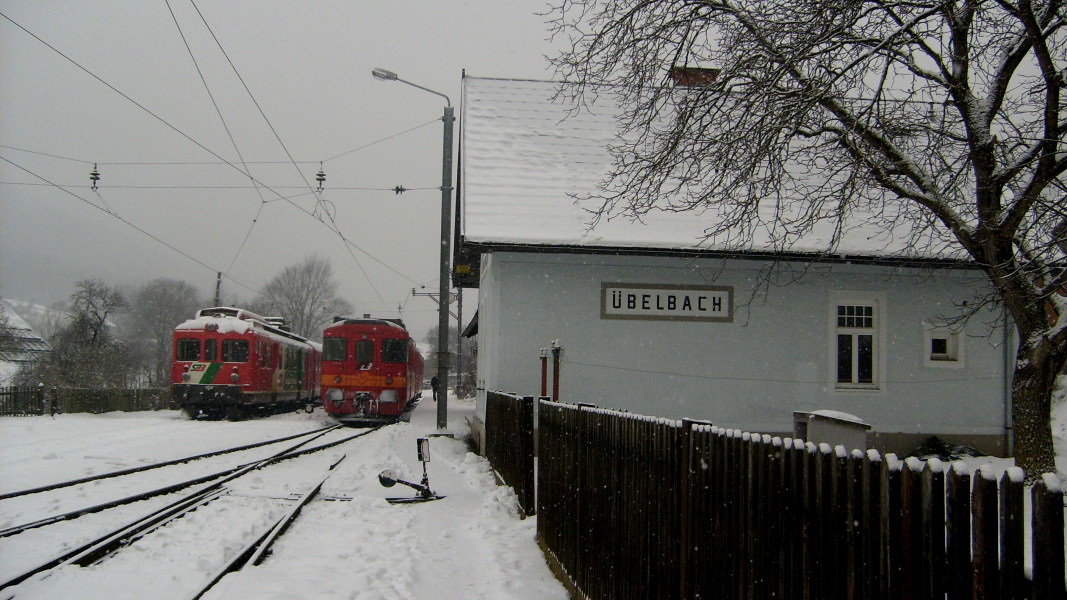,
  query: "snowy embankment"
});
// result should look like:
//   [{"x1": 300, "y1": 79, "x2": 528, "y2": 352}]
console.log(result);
[{"x1": 0, "y1": 397, "x2": 569, "y2": 600}]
